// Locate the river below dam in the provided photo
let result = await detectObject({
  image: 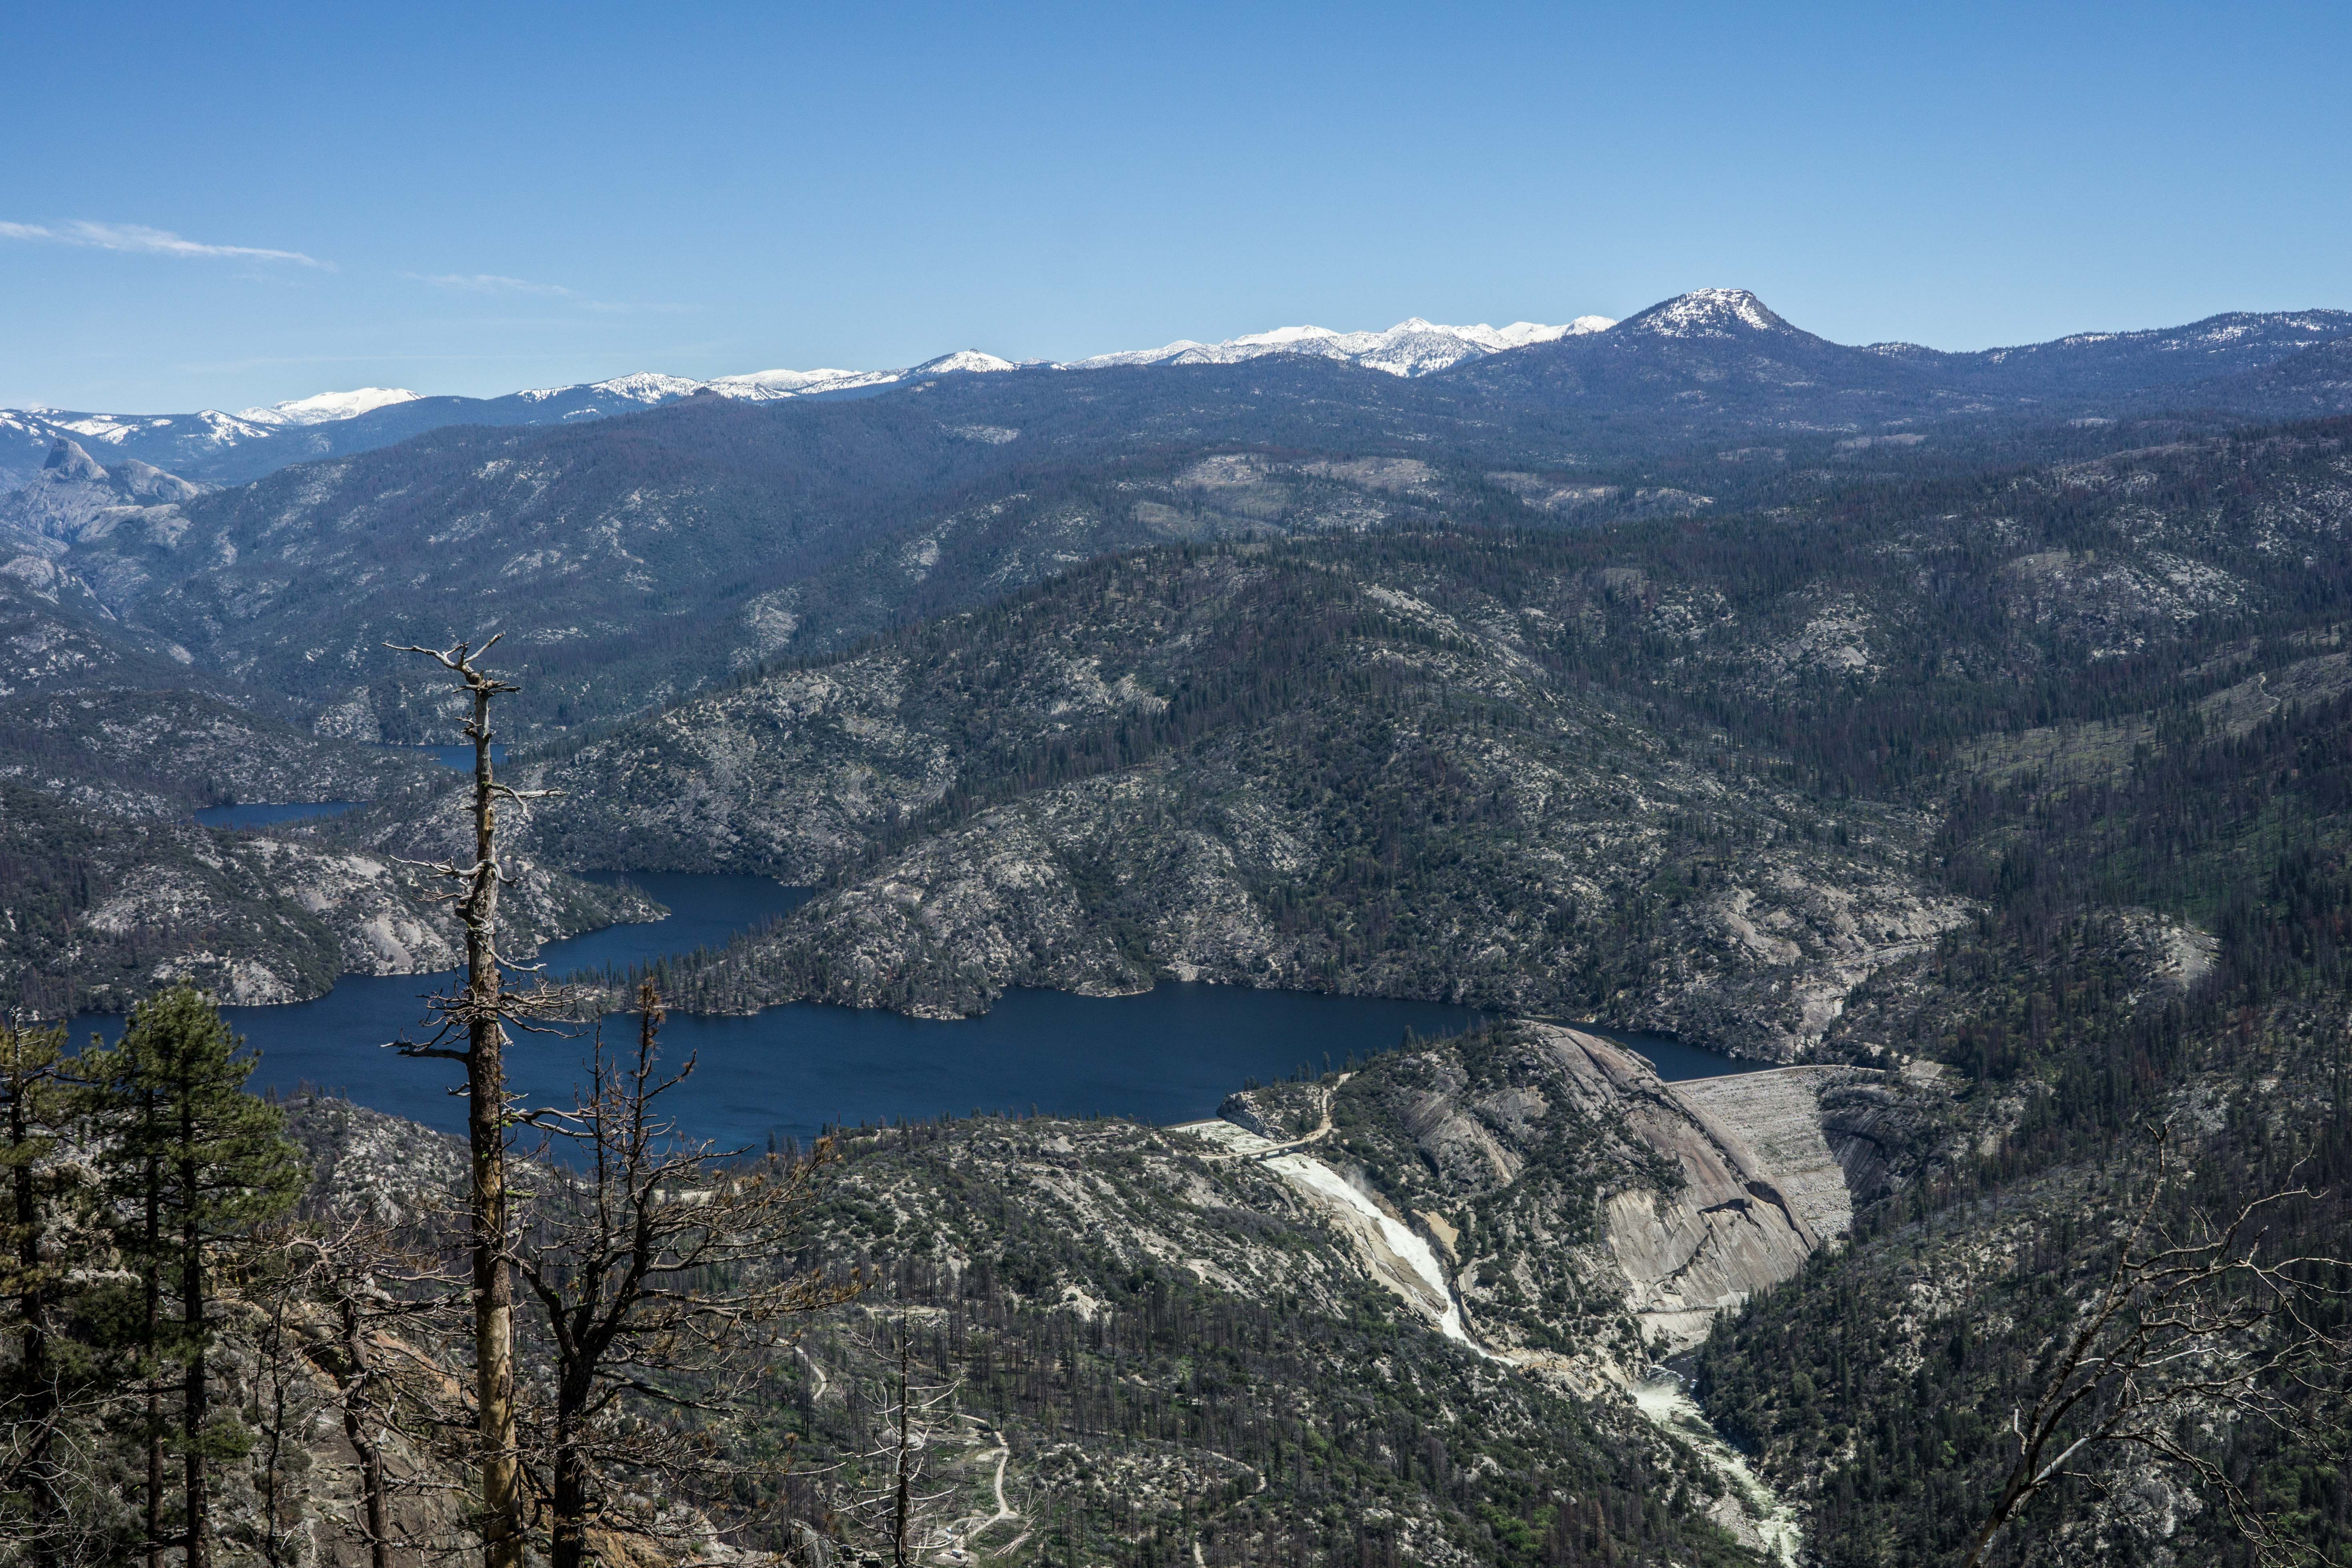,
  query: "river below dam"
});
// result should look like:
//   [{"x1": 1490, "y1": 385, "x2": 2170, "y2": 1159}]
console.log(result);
[{"x1": 77, "y1": 869, "x2": 1763, "y2": 1148}]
